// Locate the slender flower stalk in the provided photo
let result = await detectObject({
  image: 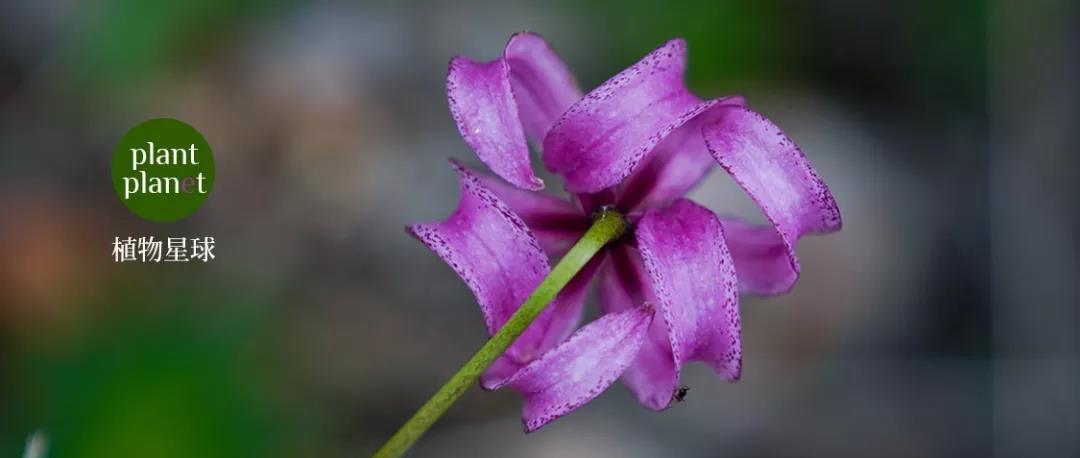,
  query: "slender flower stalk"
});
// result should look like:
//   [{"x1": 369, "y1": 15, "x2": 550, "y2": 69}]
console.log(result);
[{"x1": 374, "y1": 209, "x2": 627, "y2": 458}]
